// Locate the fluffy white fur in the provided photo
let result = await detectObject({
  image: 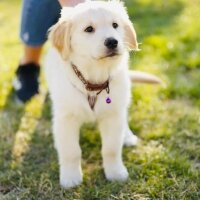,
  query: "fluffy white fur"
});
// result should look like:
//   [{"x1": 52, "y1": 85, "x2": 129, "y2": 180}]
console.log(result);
[{"x1": 45, "y1": 1, "x2": 139, "y2": 188}]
